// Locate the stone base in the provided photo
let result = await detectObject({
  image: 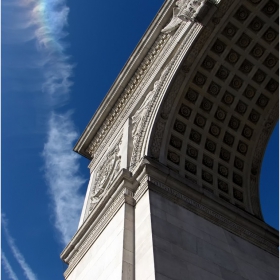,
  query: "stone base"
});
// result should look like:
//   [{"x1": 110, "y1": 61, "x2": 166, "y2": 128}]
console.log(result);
[
  {"x1": 62, "y1": 163, "x2": 278, "y2": 280},
  {"x1": 138, "y1": 190, "x2": 278, "y2": 280}
]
